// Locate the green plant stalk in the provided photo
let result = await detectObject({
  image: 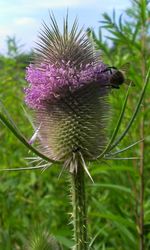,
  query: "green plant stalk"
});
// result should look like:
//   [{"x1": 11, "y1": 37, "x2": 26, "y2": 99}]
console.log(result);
[
  {"x1": 70, "y1": 164, "x2": 88, "y2": 250},
  {"x1": 139, "y1": 118, "x2": 144, "y2": 250},
  {"x1": 139, "y1": 1, "x2": 147, "y2": 249}
]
